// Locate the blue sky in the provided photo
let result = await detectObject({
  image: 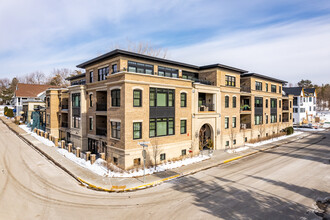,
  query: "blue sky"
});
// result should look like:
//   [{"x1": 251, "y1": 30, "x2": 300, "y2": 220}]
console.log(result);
[{"x1": 1, "y1": 0, "x2": 330, "y2": 84}]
